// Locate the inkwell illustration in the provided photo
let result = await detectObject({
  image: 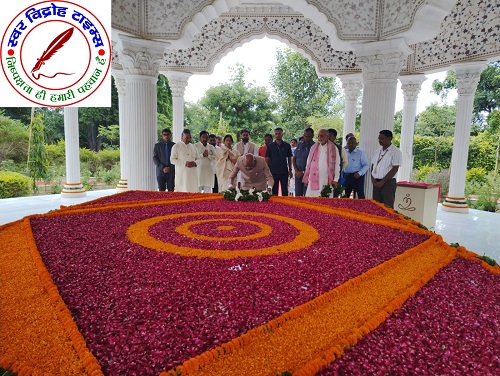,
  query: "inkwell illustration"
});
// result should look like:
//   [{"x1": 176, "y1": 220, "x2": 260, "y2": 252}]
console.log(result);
[{"x1": 31, "y1": 27, "x2": 75, "y2": 80}]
